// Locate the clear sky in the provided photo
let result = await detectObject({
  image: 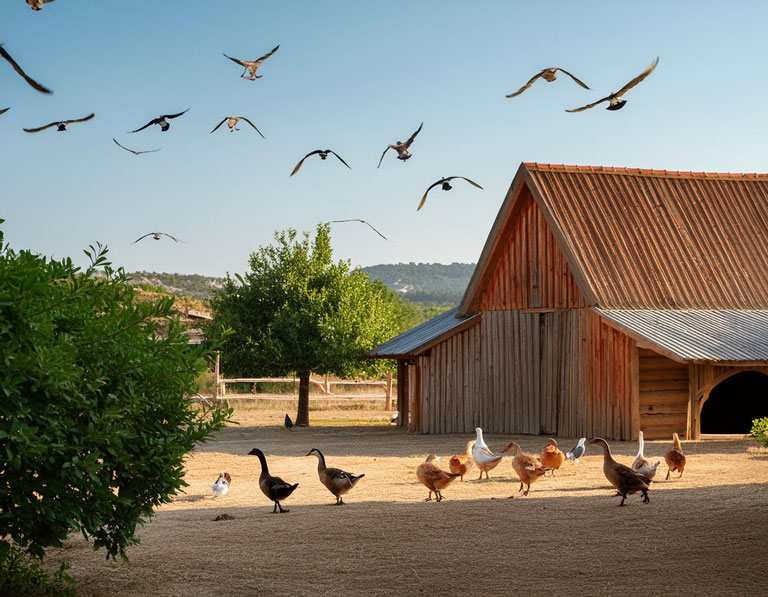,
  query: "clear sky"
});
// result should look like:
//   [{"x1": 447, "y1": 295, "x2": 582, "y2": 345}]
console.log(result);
[{"x1": 2, "y1": 1, "x2": 767, "y2": 277}]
